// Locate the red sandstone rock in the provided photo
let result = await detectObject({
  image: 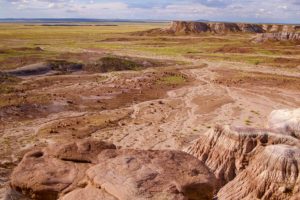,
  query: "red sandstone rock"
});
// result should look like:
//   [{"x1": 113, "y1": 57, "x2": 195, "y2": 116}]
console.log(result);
[
  {"x1": 10, "y1": 140, "x2": 116, "y2": 200},
  {"x1": 10, "y1": 140, "x2": 217, "y2": 200}
]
